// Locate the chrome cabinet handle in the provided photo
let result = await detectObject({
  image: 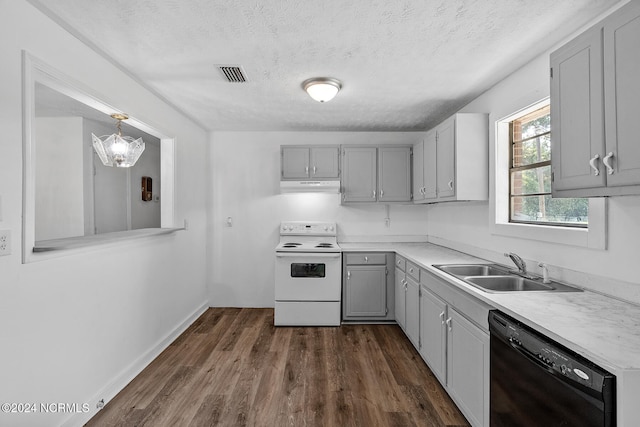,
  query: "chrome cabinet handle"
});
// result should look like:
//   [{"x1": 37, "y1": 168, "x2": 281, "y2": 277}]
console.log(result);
[
  {"x1": 446, "y1": 317, "x2": 452, "y2": 331},
  {"x1": 589, "y1": 154, "x2": 601, "y2": 176},
  {"x1": 439, "y1": 311, "x2": 445, "y2": 324},
  {"x1": 347, "y1": 271, "x2": 351, "y2": 279},
  {"x1": 380, "y1": 189, "x2": 384, "y2": 197},
  {"x1": 603, "y1": 152, "x2": 614, "y2": 175},
  {"x1": 372, "y1": 190, "x2": 376, "y2": 199},
  {"x1": 448, "y1": 180, "x2": 454, "y2": 190},
  {"x1": 313, "y1": 166, "x2": 317, "y2": 175},
  {"x1": 364, "y1": 256, "x2": 368, "y2": 263},
  {"x1": 305, "y1": 166, "x2": 309, "y2": 175}
]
